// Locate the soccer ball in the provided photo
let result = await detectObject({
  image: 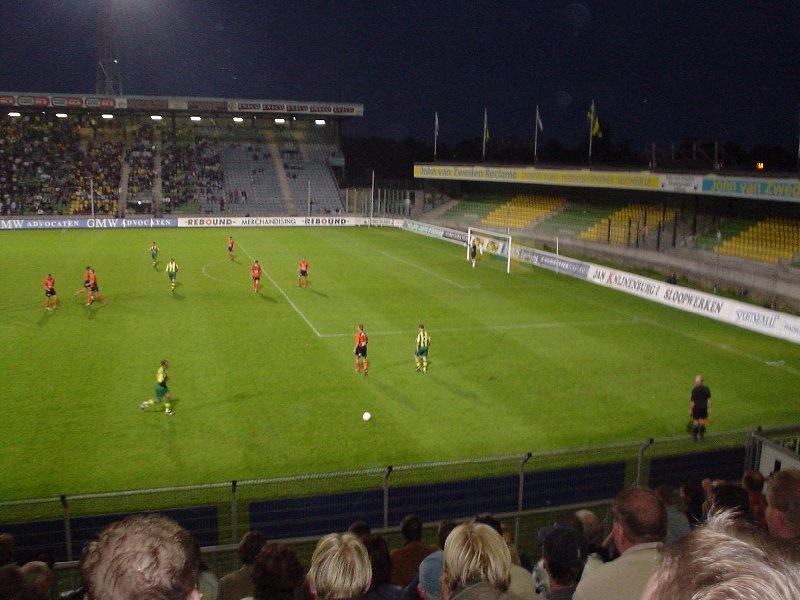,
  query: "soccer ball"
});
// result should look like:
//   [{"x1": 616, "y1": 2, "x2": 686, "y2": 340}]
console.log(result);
[{"x1": 362, "y1": 411, "x2": 372, "y2": 421}]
